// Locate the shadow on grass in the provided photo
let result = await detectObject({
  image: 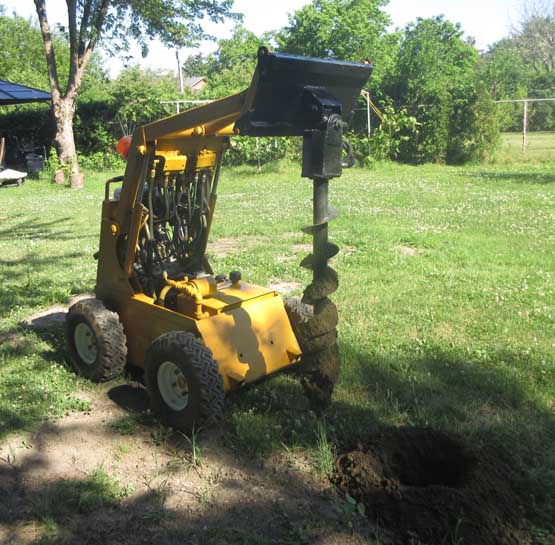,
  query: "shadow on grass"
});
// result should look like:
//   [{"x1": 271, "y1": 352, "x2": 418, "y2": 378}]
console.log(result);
[
  {"x1": 0, "y1": 325, "x2": 87, "y2": 441},
  {"x1": 0, "y1": 254, "x2": 92, "y2": 319},
  {"x1": 466, "y1": 170, "x2": 555, "y2": 184},
  {"x1": 0, "y1": 416, "x2": 369, "y2": 545},
  {"x1": 0, "y1": 470, "x2": 367, "y2": 545},
  {"x1": 0, "y1": 217, "x2": 97, "y2": 243},
  {"x1": 2, "y1": 315, "x2": 555, "y2": 538}
]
